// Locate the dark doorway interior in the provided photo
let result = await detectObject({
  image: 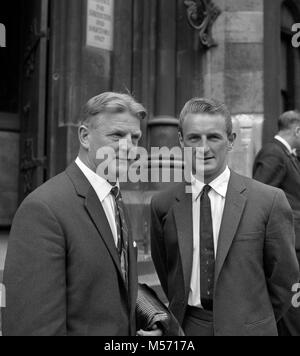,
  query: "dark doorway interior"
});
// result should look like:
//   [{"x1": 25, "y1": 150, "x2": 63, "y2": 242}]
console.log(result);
[
  {"x1": 0, "y1": 1, "x2": 23, "y2": 282},
  {"x1": 0, "y1": 1, "x2": 21, "y2": 114},
  {"x1": 0, "y1": 1, "x2": 22, "y2": 228}
]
